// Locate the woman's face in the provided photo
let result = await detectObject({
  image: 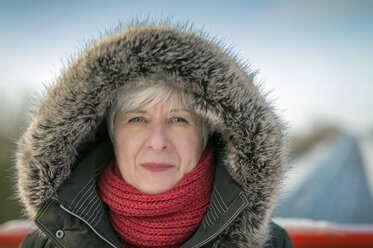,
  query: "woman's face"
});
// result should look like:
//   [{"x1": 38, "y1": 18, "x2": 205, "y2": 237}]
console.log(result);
[{"x1": 113, "y1": 98, "x2": 203, "y2": 194}]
